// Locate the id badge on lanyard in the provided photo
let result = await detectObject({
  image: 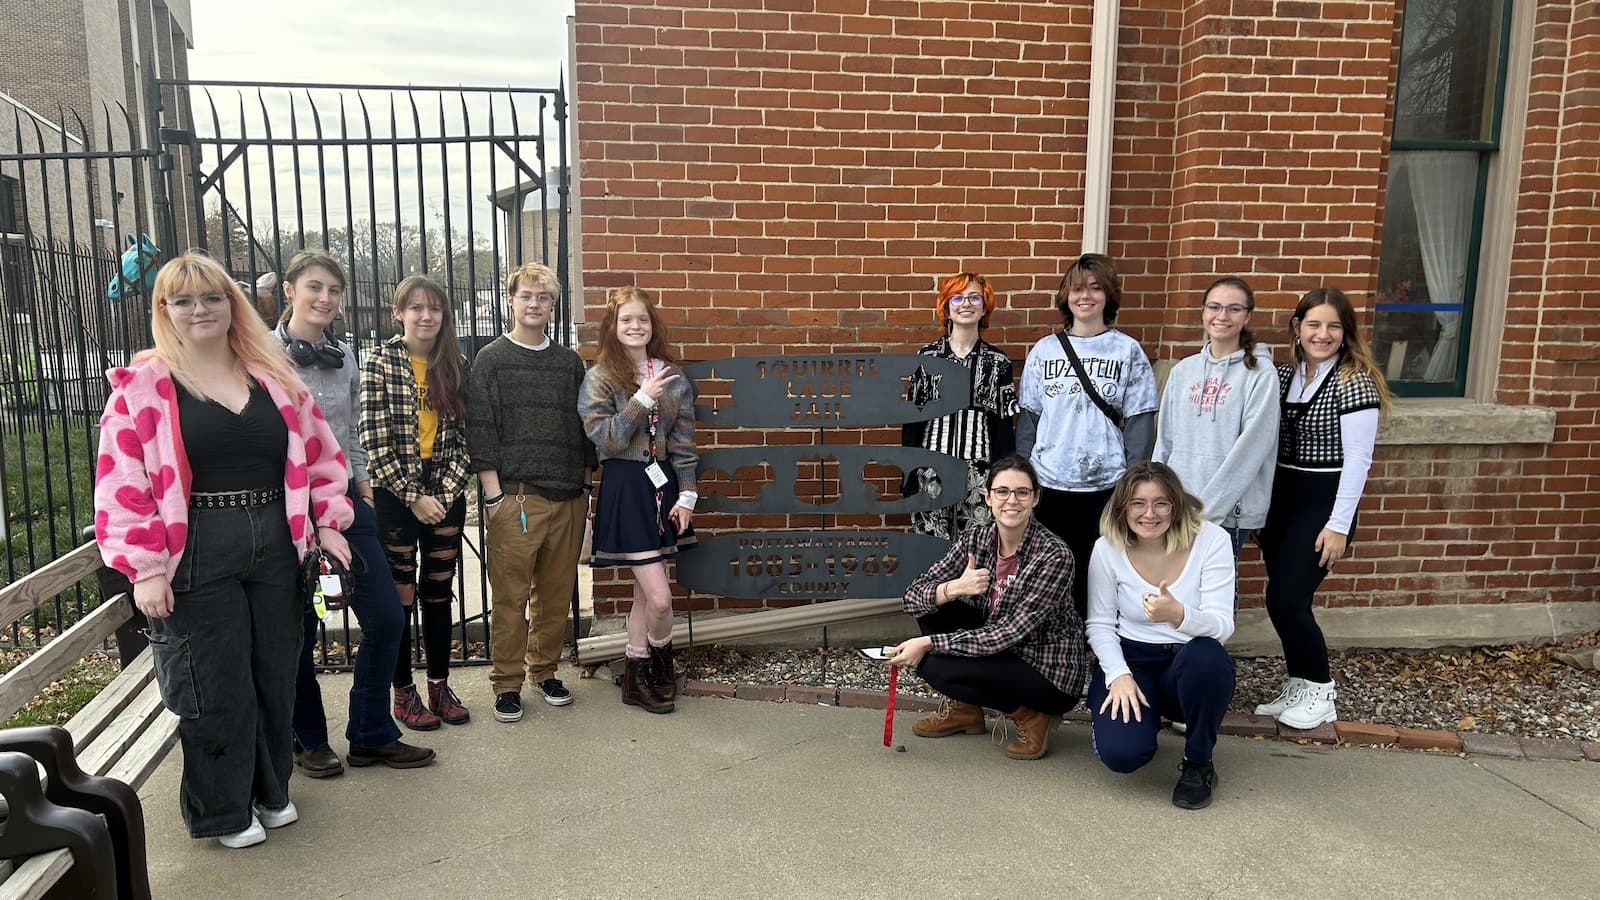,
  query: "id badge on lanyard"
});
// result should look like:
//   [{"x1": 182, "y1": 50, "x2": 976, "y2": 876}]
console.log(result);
[{"x1": 643, "y1": 359, "x2": 669, "y2": 526}]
